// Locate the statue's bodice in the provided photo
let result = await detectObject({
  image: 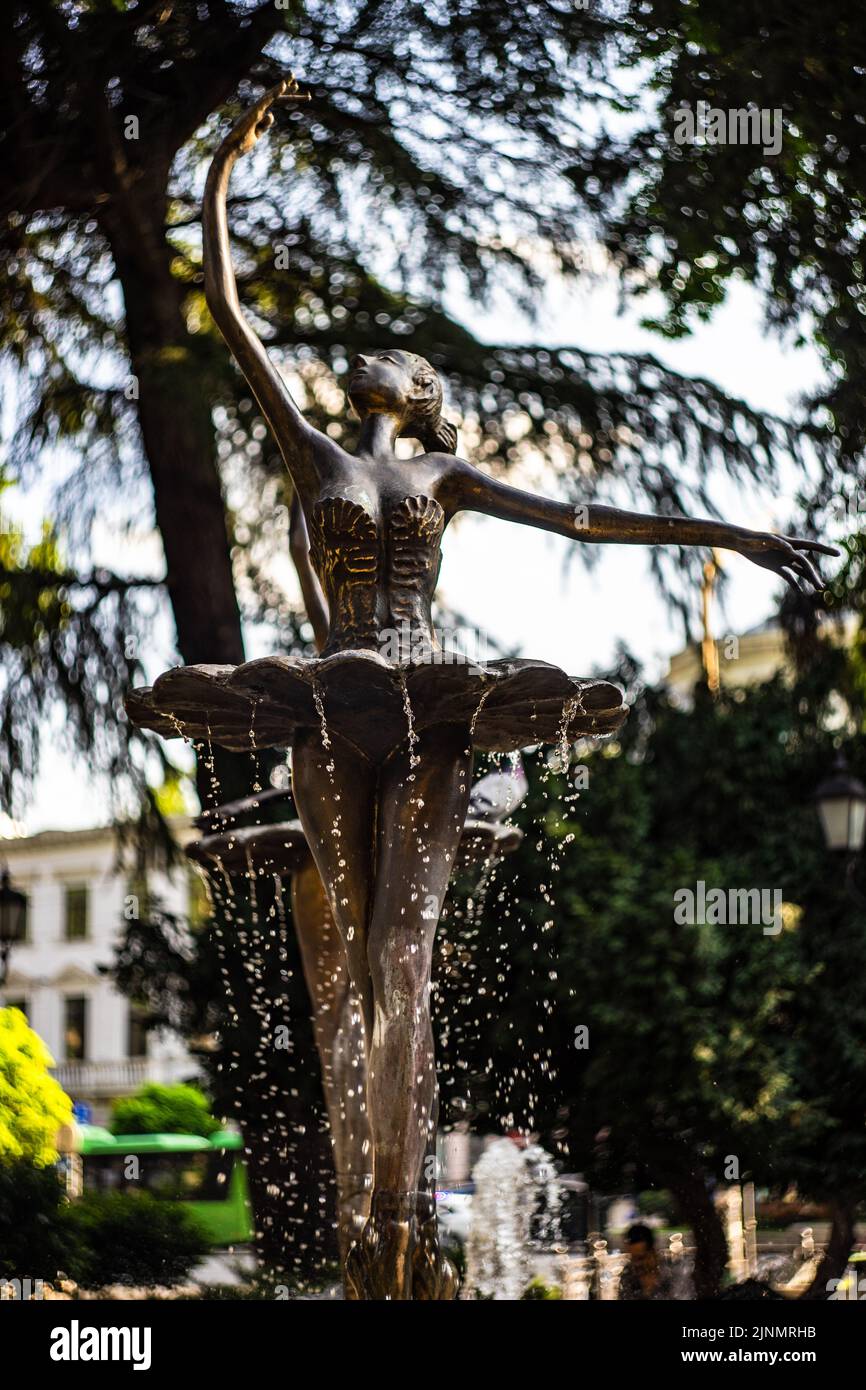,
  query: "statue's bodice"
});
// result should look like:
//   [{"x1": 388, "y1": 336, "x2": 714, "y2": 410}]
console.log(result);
[{"x1": 308, "y1": 494, "x2": 445, "y2": 657}]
